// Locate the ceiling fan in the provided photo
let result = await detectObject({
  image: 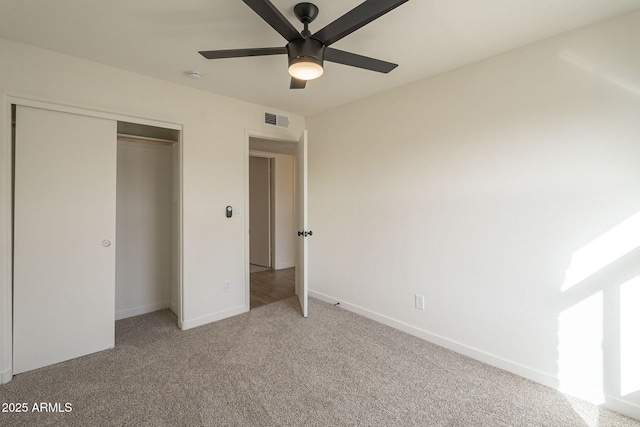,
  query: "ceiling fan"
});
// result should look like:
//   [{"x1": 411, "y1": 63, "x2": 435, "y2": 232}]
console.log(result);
[{"x1": 199, "y1": 0, "x2": 409, "y2": 89}]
